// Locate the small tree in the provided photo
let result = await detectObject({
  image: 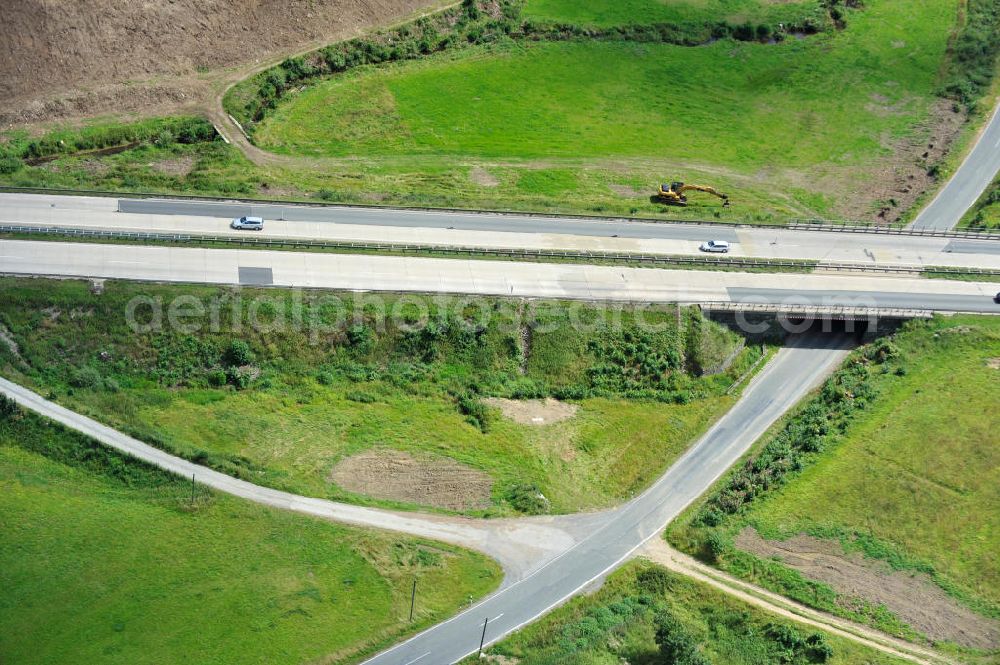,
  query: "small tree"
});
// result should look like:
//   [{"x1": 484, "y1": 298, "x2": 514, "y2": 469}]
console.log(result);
[
  {"x1": 655, "y1": 611, "x2": 709, "y2": 665},
  {"x1": 0, "y1": 394, "x2": 20, "y2": 419},
  {"x1": 225, "y1": 339, "x2": 255, "y2": 366}
]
